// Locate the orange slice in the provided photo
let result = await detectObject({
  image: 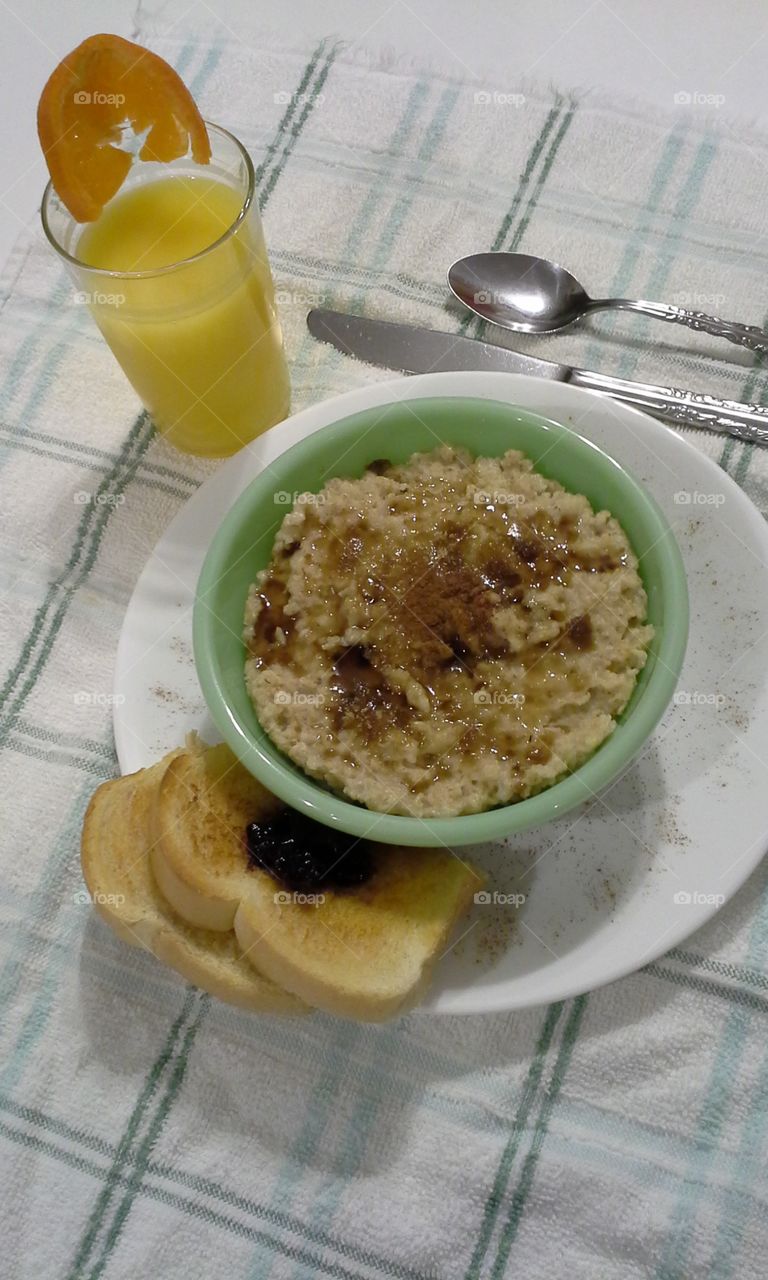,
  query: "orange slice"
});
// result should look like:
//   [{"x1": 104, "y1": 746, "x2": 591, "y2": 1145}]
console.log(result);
[{"x1": 37, "y1": 33, "x2": 211, "y2": 222}]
